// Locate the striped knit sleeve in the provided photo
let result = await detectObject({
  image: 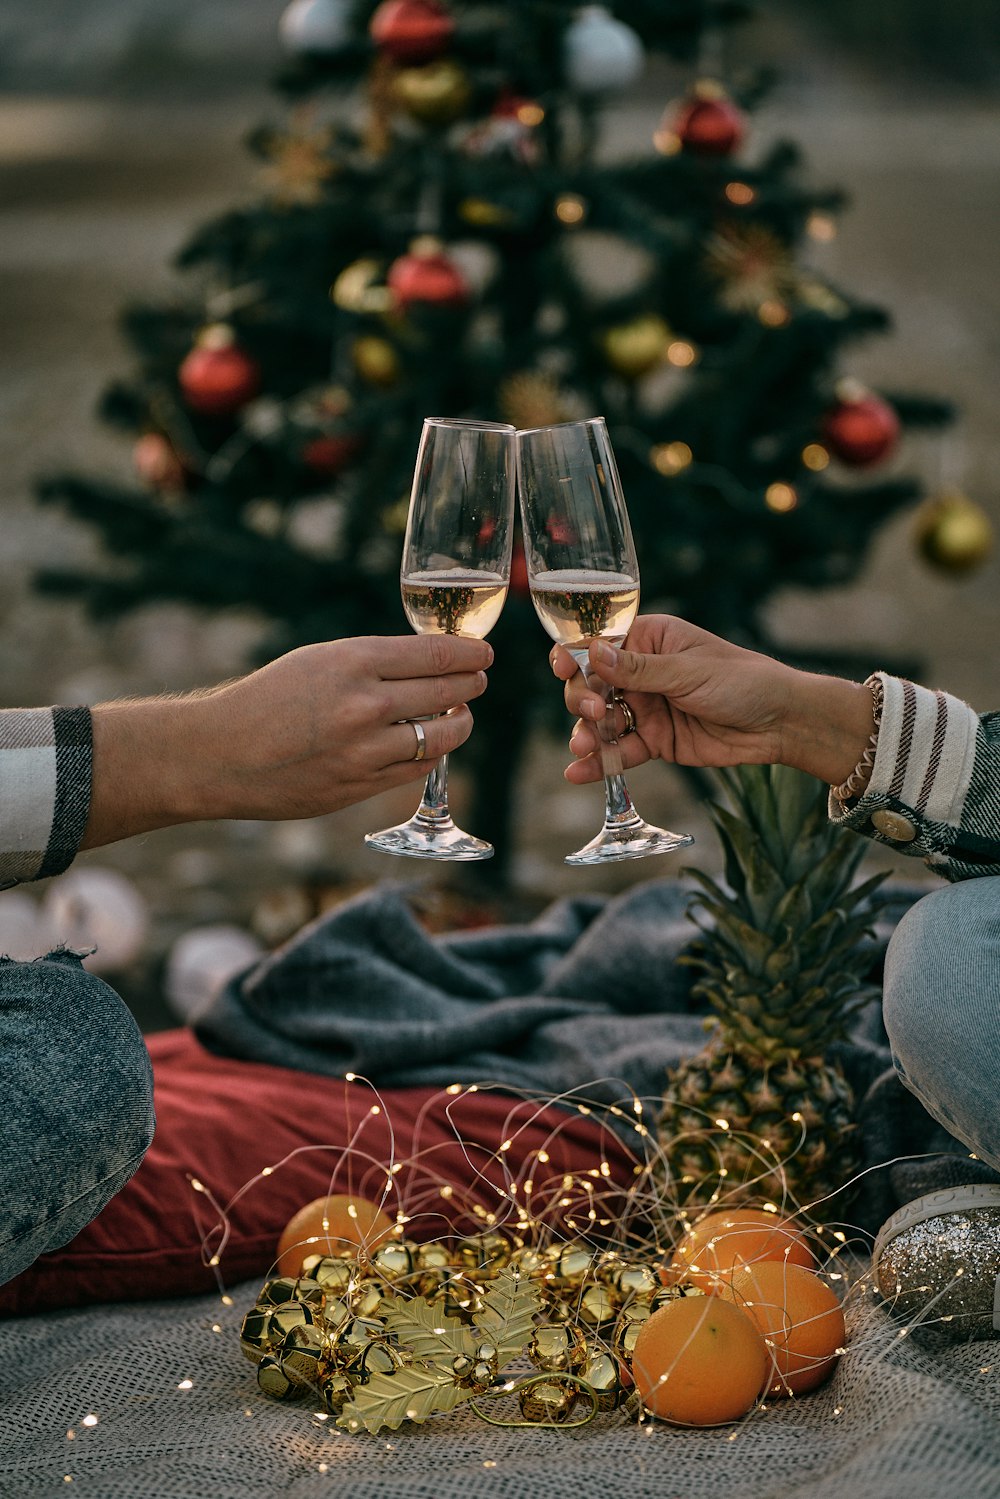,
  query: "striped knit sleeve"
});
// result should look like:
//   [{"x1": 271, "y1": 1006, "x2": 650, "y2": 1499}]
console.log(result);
[
  {"x1": 829, "y1": 673, "x2": 1000, "y2": 881},
  {"x1": 0, "y1": 707, "x2": 93, "y2": 889}
]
